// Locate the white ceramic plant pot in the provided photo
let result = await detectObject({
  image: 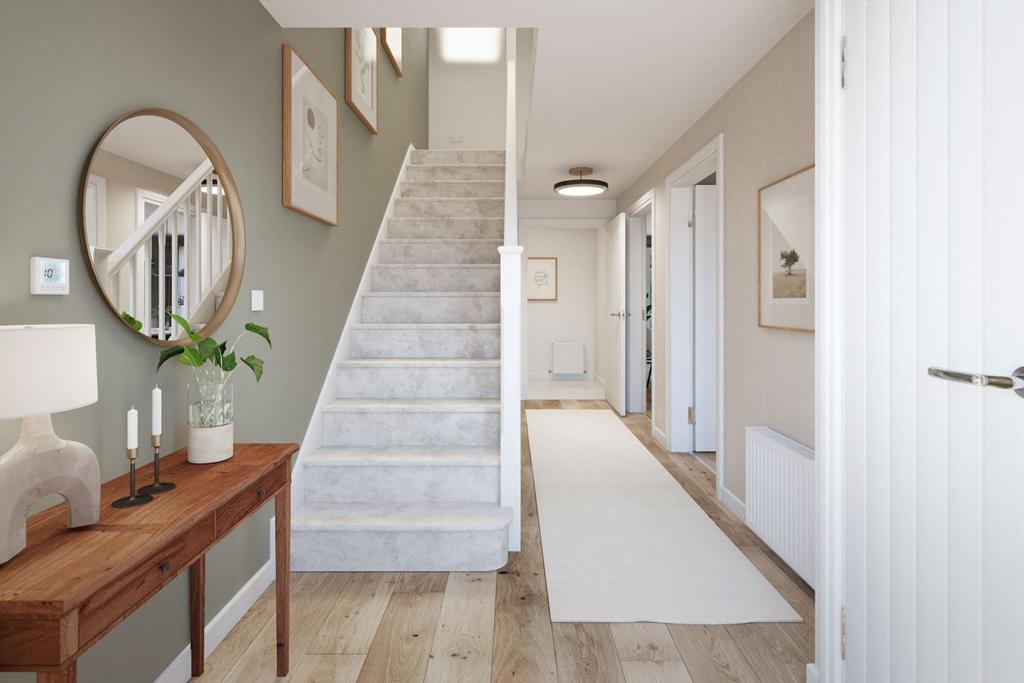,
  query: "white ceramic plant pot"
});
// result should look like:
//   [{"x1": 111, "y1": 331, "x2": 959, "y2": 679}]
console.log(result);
[
  {"x1": 187, "y1": 382, "x2": 234, "y2": 464},
  {"x1": 187, "y1": 422, "x2": 234, "y2": 464}
]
